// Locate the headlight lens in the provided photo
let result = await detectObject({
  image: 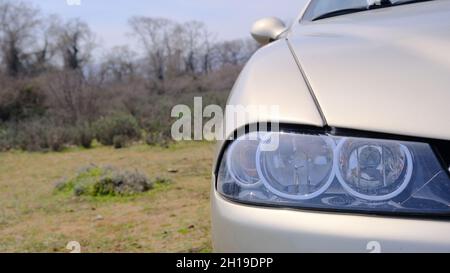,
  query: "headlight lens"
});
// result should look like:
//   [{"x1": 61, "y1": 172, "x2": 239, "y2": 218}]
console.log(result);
[
  {"x1": 257, "y1": 133, "x2": 335, "y2": 200},
  {"x1": 227, "y1": 134, "x2": 262, "y2": 188},
  {"x1": 217, "y1": 131, "x2": 450, "y2": 215},
  {"x1": 335, "y1": 139, "x2": 413, "y2": 201}
]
